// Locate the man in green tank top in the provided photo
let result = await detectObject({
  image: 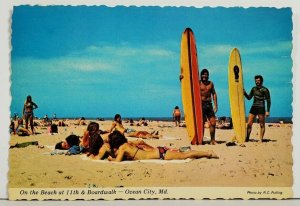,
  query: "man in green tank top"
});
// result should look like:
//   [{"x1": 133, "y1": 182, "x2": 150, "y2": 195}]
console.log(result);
[{"x1": 244, "y1": 75, "x2": 271, "y2": 142}]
